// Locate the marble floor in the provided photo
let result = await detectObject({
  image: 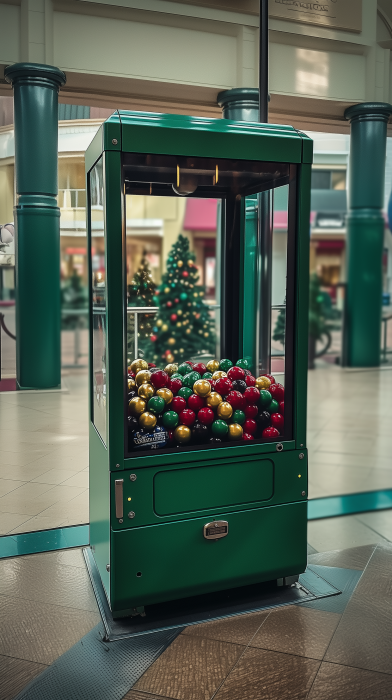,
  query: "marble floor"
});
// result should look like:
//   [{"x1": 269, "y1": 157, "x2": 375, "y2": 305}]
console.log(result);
[{"x1": 0, "y1": 363, "x2": 391, "y2": 534}]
